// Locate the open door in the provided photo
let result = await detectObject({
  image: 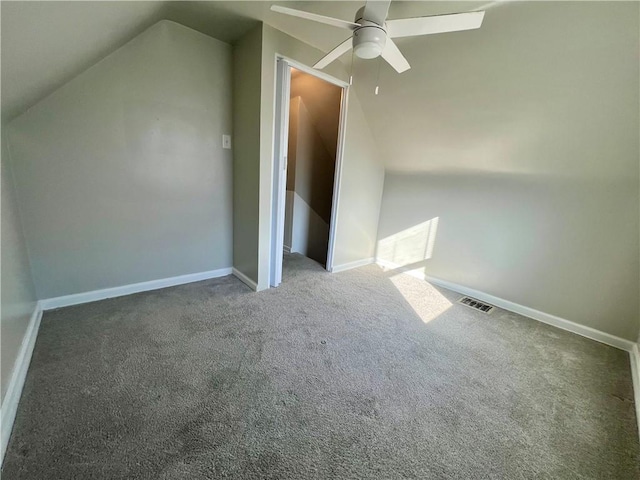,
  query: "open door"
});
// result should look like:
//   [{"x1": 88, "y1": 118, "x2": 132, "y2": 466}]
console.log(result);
[
  {"x1": 270, "y1": 59, "x2": 291, "y2": 288},
  {"x1": 270, "y1": 58, "x2": 349, "y2": 287}
]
